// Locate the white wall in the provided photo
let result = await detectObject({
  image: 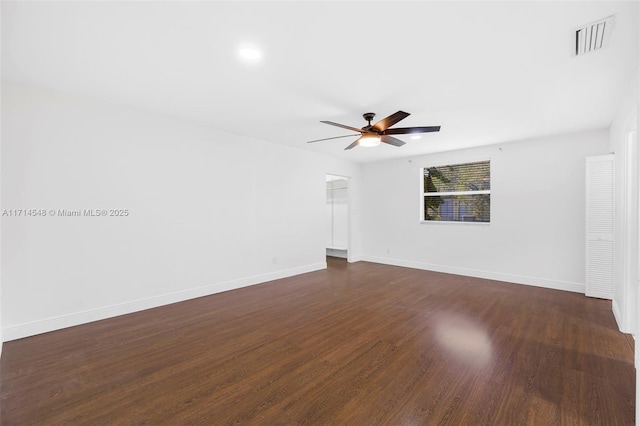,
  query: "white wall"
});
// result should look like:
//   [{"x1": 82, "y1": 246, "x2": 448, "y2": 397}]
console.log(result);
[
  {"x1": 609, "y1": 70, "x2": 639, "y2": 333},
  {"x1": 0, "y1": 78, "x2": 3, "y2": 356},
  {"x1": 0, "y1": 3, "x2": 4, "y2": 354},
  {"x1": 1, "y1": 81, "x2": 362, "y2": 340},
  {"x1": 361, "y1": 129, "x2": 609, "y2": 292},
  {"x1": 607, "y1": 68, "x2": 639, "y2": 426}
]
